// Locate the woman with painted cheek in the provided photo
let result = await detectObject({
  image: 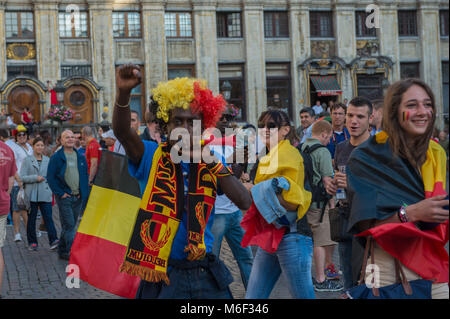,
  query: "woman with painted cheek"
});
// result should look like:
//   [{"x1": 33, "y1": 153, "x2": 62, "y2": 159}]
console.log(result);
[
  {"x1": 345, "y1": 79, "x2": 449, "y2": 299},
  {"x1": 243, "y1": 109, "x2": 315, "y2": 299},
  {"x1": 20, "y1": 137, "x2": 59, "y2": 251}
]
